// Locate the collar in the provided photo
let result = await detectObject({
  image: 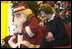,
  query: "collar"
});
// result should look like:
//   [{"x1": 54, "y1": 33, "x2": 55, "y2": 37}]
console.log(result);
[
  {"x1": 16, "y1": 33, "x2": 23, "y2": 35},
  {"x1": 48, "y1": 12, "x2": 55, "y2": 22}
]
